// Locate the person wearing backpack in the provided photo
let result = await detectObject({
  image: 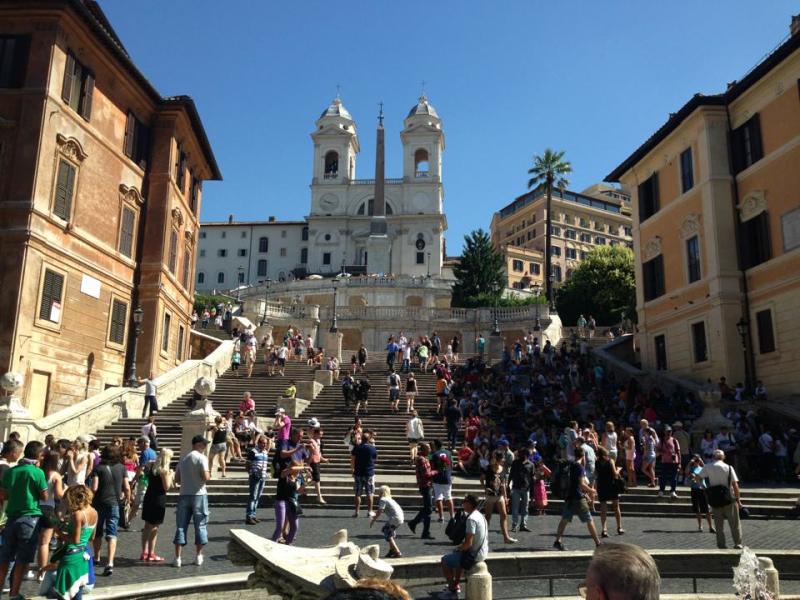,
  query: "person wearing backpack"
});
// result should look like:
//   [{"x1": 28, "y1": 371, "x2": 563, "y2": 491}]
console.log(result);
[
  {"x1": 553, "y1": 446, "x2": 600, "y2": 551},
  {"x1": 697, "y1": 449, "x2": 743, "y2": 549},
  {"x1": 439, "y1": 494, "x2": 488, "y2": 599},
  {"x1": 387, "y1": 370, "x2": 402, "y2": 413}
]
